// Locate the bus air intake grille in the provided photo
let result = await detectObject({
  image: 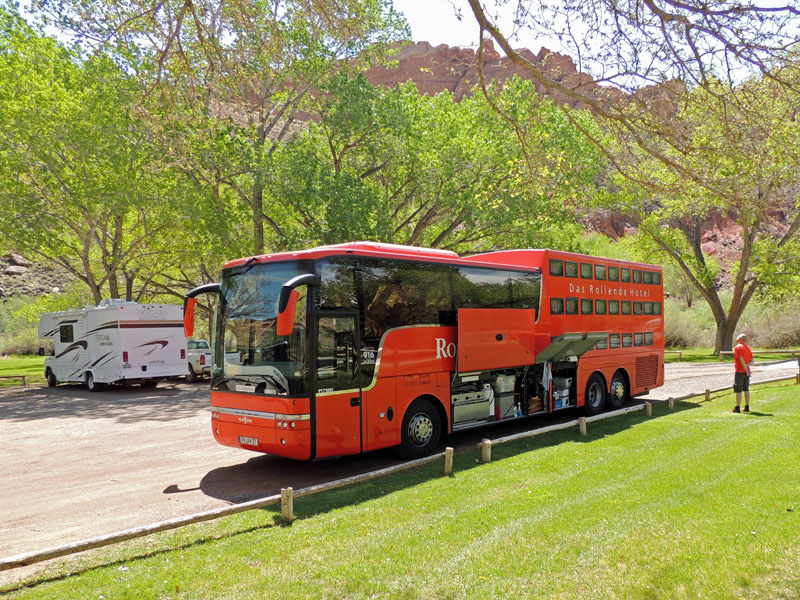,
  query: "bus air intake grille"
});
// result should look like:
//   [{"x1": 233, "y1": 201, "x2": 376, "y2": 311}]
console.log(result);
[{"x1": 636, "y1": 355, "x2": 659, "y2": 388}]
